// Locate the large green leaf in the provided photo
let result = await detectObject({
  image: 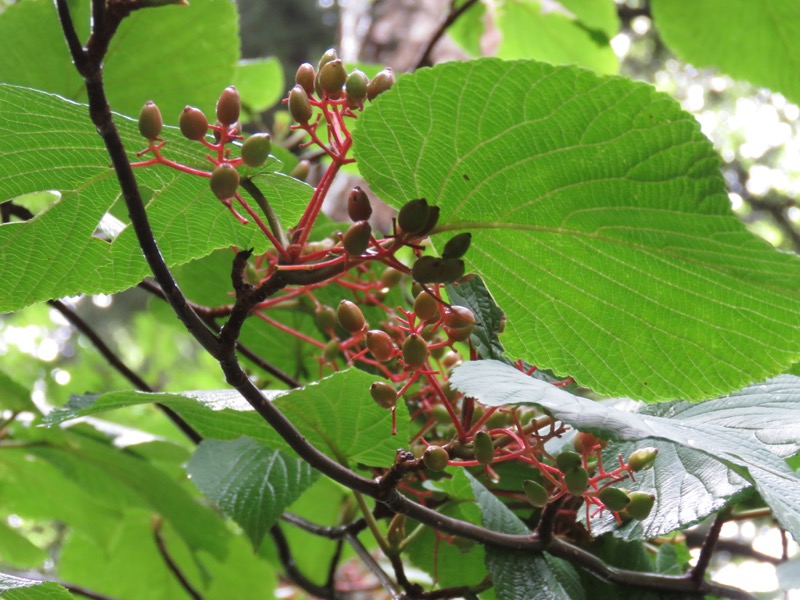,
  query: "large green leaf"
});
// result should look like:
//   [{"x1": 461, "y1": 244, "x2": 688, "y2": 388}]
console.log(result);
[
  {"x1": 0, "y1": 574, "x2": 72, "y2": 600},
  {"x1": 47, "y1": 369, "x2": 409, "y2": 467},
  {"x1": 0, "y1": 84, "x2": 311, "y2": 312},
  {"x1": 353, "y1": 58, "x2": 800, "y2": 401},
  {"x1": 652, "y1": 0, "x2": 800, "y2": 105},
  {"x1": 0, "y1": 0, "x2": 239, "y2": 119},
  {"x1": 451, "y1": 361, "x2": 800, "y2": 539},
  {"x1": 187, "y1": 437, "x2": 318, "y2": 548}
]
